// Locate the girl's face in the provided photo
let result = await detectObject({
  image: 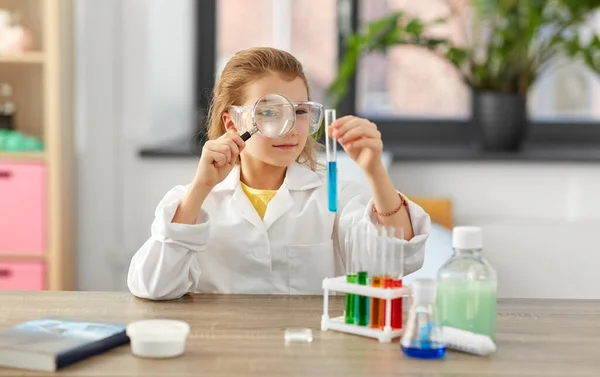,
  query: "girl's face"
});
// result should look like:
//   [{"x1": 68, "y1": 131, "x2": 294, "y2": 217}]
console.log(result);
[{"x1": 224, "y1": 74, "x2": 310, "y2": 168}]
